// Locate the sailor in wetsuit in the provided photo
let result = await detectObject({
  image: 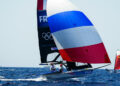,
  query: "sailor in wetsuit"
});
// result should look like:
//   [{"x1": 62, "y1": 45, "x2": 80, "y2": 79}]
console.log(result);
[
  {"x1": 50, "y1": 62, "x2": 56, "y2": 72},
  {"x1": 59, "y1": 64, "x2": 64, "y2": 72}
]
